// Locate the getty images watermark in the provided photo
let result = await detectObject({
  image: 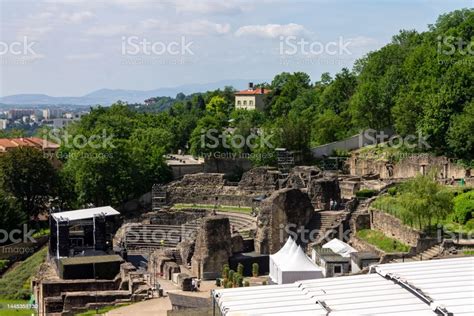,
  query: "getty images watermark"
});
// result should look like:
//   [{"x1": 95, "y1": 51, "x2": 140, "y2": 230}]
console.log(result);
[{"x1": 121, "y1": 35, "x2": 194, "y2": 65}]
